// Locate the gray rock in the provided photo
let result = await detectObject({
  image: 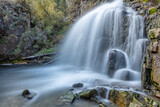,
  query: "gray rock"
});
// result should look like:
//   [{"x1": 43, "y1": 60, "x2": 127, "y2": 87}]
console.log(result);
[
  {"x1": 56, "y1": 90, "x2": 75, "y2": 105},
  {"x1": 72, "y1": 83, "x2": 83, "y2": 88},
  {"x1": 22, "y1": 89, "x2": 35, "y2": 100}
]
